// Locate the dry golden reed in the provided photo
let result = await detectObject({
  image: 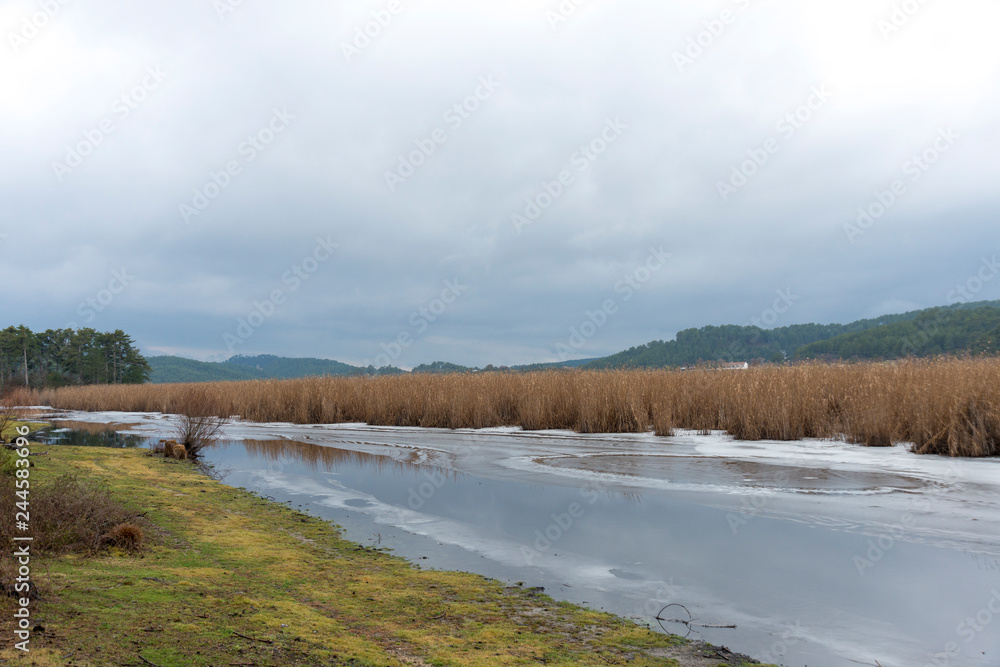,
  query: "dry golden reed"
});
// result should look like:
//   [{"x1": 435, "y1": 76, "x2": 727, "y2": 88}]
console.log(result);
[{"x1": 31, "y1": 358, "x2": 1000, "y2": 457}]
